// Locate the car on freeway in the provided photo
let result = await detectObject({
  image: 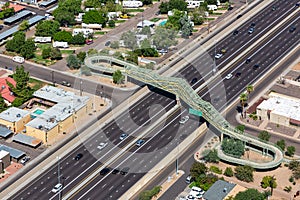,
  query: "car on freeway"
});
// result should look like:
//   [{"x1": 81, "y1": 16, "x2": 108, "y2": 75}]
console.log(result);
[
  {"x1": 296, "y1": 2, "x2": 300, "y2": 7},
  {"x1": 289, "y1": 26, "x2": 296, "y2": 33},
  {"x1": 253, "y1": 64, "x2": 259, "y2": 70},
  {"x1": 74, "y1": 153, "x2": 83, "y2": 160},
  {"x1": 136, "y1": 139, "x2": 145, "y2": 147},
  {"x1": 272, "y1": 6, "x2": 277, "y2": 11},
  {"x1": 225, "y1": 73, "x2": 233, "y2": 80},
  {"x1": 97, "y1": 142, "x2": 108, "y2": 150},
  {"x1": 214, "y1": 53, "x2": 223, "y2": 59},
  {"x1": 245, "y1": 58, "x2": 251, "y2": 64},
  {"x1": 233, "y1": 29, "x2": 239, "y2": 35},
  {"x1": 105, "y1": 40, "x2": 111, "y2": 46},
  {"x1": 20, "y1": 156, "x2": 30, "y2": 165},
  {"x1": 112, "y1": 168, "x2": 120, "y2": 174},
  {"x1": 191, "y1": 78, "x2": 198, "y2": 84},
  {"x1": 51, "y1": 183, "x2": 63, "y2": 193},
  {"x1": 120, "y1": 167, "x2": 130, "y2": 175},
  {"x1": 120, "y1": 133, "x2": 128, "y2": 140},
  {"x1": 61, "y1": 81, "x2": 71, "y2": 87},
  {"x1": 179, "y1": 116, "x2": 189, "y2": 124},
  {"x1": 251, "y1": 22, "x2": 256, "y2": 27},
  {"x1": 235, "y1": 72, "x2": 242, "y2": 77},
  {"x1": 236, "y1": 14, "x2": 243, "y2": 19},
  {"x1": 248, "y1": 27, "x2": 255, "y2": 34},
  {"x1": 221, "y1": 48, "x2": 227, "y2": 54},
  {"x1": 100, "y1": 167, "x2": 110, "y2": 175},
  {"x1": 228, "y1": 6, "x2": 233, "y2": 11}
]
